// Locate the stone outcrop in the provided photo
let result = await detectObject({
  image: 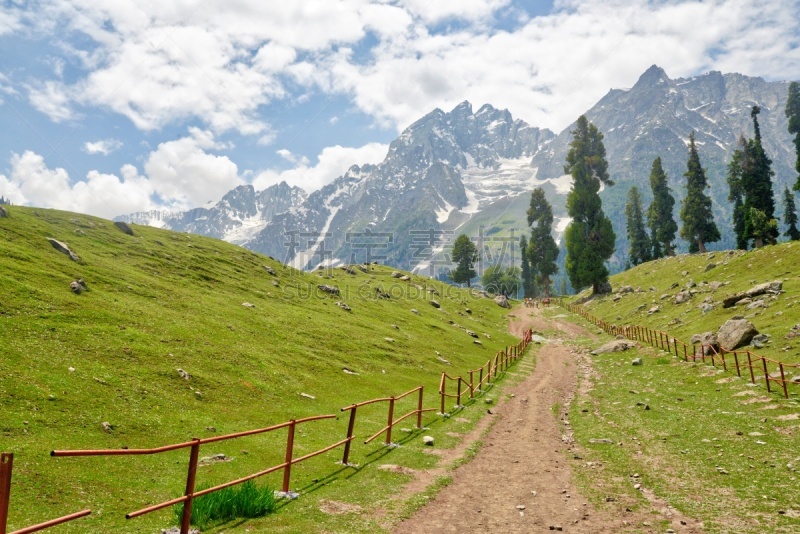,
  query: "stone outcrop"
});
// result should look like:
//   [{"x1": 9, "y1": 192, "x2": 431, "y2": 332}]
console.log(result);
[
  {"x1": 722, "y1": 281, "x2": 782, "y2": 308},
  {"x1": 591, "y1": 340, "x2": 637, "y2": 355},
  {"x1": 717, "y1": 318, "x2": 759, "y2": 350},
  {"x1": 114, "y1": 221, "x2": 134, "y2": 236},
  {"x1": 47, "y1": 238, "x2": 81, "y2": 262},
  {"x1": 690, "y1": 332, "x2": 719, "y2": 356},
  {"x1": 494, "y1": 295, "x2": 511, "y2": 308}
]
